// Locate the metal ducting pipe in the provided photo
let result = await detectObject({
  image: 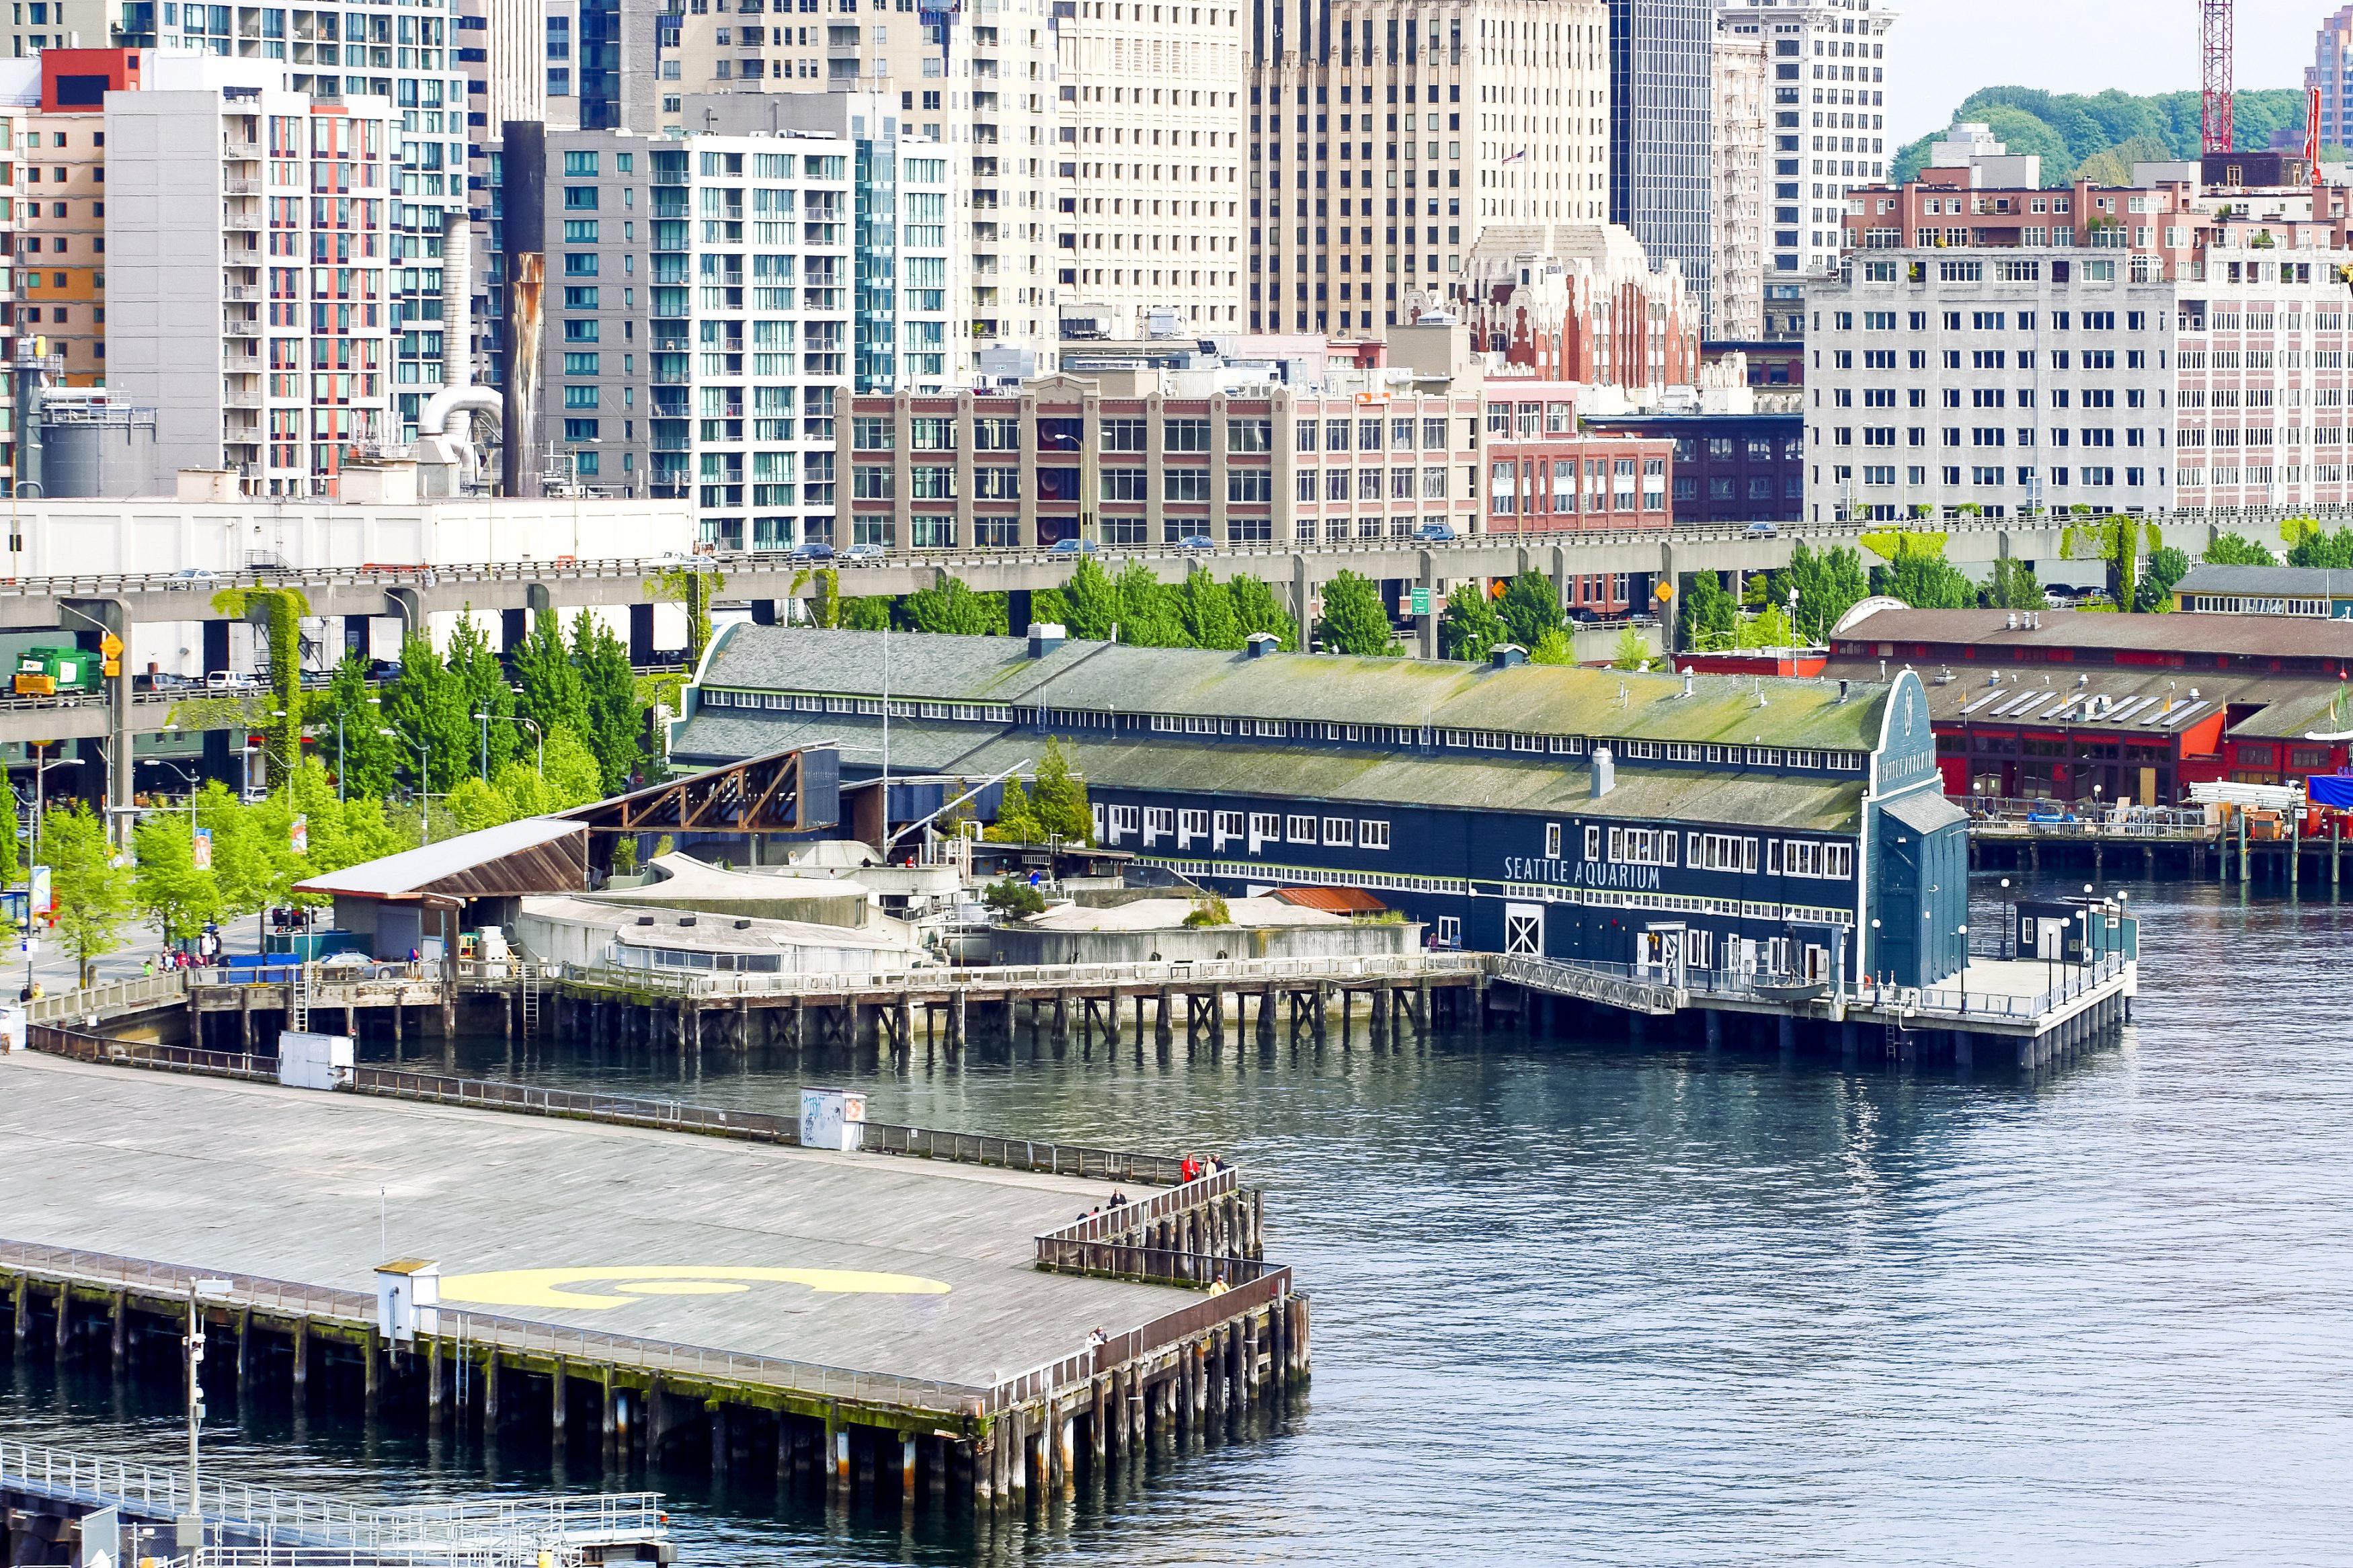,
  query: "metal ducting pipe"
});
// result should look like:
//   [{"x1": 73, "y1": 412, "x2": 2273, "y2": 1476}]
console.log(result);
[
  {"x1": 418, "y1": 385, "x2": 501, "y2": 439},
  {"x1": 442, "y1": 210, "x2": 473, "y2": 391}
]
